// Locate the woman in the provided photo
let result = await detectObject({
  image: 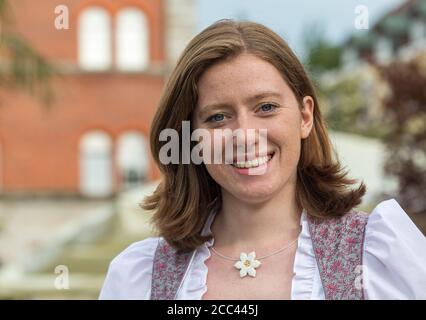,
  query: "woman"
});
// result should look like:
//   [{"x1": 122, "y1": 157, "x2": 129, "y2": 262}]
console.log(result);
[{"x1": 99, "y1": 19, "x2": 426, "y2": 300}]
